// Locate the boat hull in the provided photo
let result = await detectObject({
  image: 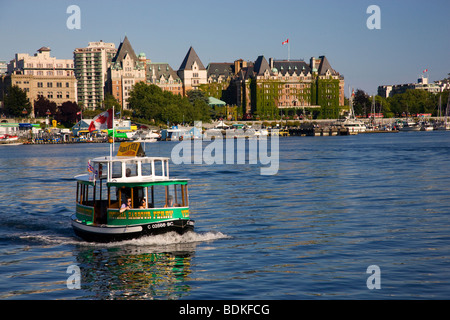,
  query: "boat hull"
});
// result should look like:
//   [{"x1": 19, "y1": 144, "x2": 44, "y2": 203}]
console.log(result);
[{"x1": 71, "y1": 214, "x2": 194, "y2": 242}]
